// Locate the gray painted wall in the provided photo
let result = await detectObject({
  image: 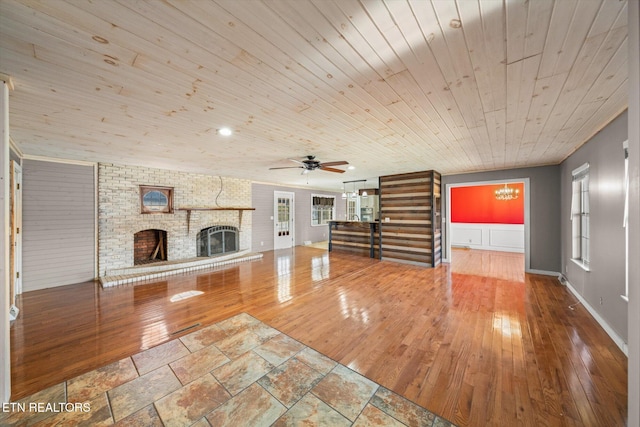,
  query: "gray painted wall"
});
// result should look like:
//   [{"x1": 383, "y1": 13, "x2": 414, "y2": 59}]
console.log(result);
[
  {"x1": 252, "y1": 183, "x2": 345, "y2": 251},
  {"x1": 442, "y1": 165, "x2": 561, "y2": 273},
  {"x1": 560, "y1": 111, "x2": 628, "y2": 343},
  {"x1": 22, "y1": 160, "x2": 95, "y2": 291},
  {"x1": 627, "y1": 0, "x2": 639, "y2": 422}
]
